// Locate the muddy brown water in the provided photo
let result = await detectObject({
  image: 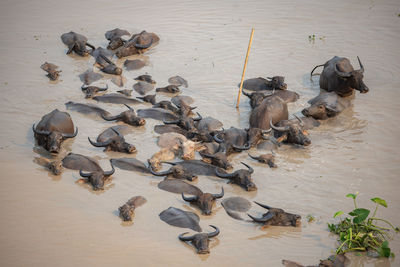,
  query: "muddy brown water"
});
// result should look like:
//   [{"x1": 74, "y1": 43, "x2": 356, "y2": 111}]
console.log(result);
[{"x1": 0, "y1": 0, "x2": 399, "y2": 266}]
